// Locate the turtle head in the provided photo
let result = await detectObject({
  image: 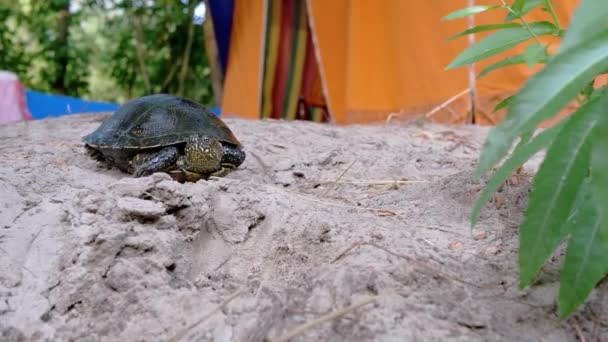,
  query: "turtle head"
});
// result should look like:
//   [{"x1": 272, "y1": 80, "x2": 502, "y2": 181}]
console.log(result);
[{"x1": 183, "y1": 136, "x2": 223, "y2": 174}]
